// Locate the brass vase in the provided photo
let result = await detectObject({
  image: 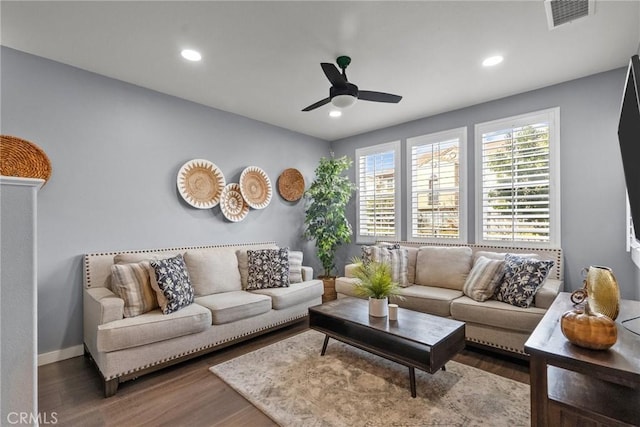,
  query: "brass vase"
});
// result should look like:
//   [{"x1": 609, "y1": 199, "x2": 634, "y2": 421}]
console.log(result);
[{"x1": 584, "y1": 266, "x2": 620, "y2": 320}]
